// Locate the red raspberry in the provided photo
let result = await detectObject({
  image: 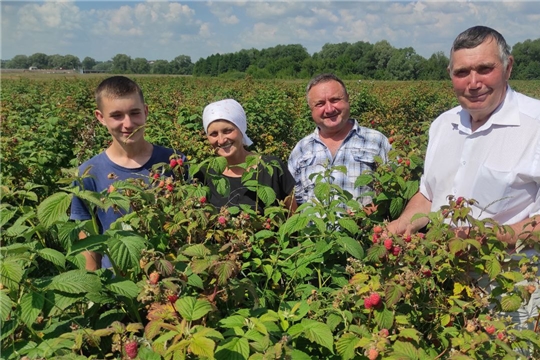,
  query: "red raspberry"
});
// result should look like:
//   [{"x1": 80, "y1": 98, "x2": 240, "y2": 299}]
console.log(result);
[
  {"x1": 199, "y1": 196, "x2": 207, "y2": 204},
  {"x1": 485, "y1": 325, "x2": 496, "y2": 335},
  {"x1": 369, "y1": 292, "x2": 381, "y2": 307},
  {"x1": 392, "y1": 245, "x2": 401, "y2": 256},
  {"x1": 405, "y1": 159, "x2": 410, "y2": 167},
  {"x1": 168, "y1": 294, "x2": 179, "y2": 303},
  {"x1": 367, "y1": 348, "x2": 379, "y2": 360},
  {"x1": 404, "y1": 235, "x2": 411, "y2": 243},
  {"x1": 149, "y1": 271, "x2": 160, "y2": 285},
  {"x1": 373, "y1": 225, "x2": 383, "y2": 234},
  {"x1": 218, "y1": 216, "x2": 227, "y2": 225},
  {"x1": 379, "y1": 328, "x2": 389, "y2": 337},
  {"x1": 169, "y1": 159, "x2": 178, "y2": 168},
  {"x1": 177, "y1": 158, "x2": 184, "y2": 166},
  {"x1": 497, "y1": 331, "x2": 505, "y2": 340},
  {"x1": 422, "y1": 269, "x2": 432, "y2": 278},
  {"x1": 364, "y1": 297, "x2": 373, "y2": 309},
  {"x1": 372, "y1": 233, "x2": 379, "y2": 244},
  {"x1": 383, "y1": 238, "x2": 393, "y2": 250},
  {"x1": 397, "y1": 158, "x2": 403, "y2": 164},
  {"x1": 125, "y1": 340, "x2": 138, "y2": 359},
  {"x1": 456, "y1": 197, "x2": 464, "y2": 206},
  {"x1": 153, "y1": 173, "x2": 160, "y2": 179},
  {"x1": 166, "y1": 184, "x2": 174, "y2": 192}
]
